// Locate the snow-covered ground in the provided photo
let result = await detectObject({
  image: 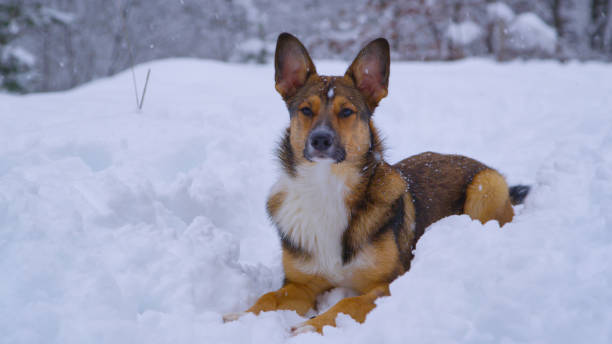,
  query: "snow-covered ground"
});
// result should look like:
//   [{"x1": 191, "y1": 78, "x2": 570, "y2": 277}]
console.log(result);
[{"x1": 1, "y1": 59, "x2": 611, "y2": 343}]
